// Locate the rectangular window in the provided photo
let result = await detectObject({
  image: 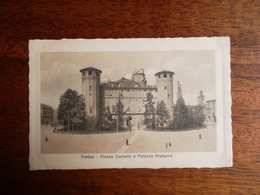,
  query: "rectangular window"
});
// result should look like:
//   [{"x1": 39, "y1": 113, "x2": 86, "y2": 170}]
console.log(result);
[
  {"x1": 96, "y1": 72, "x2": 99, "y2": 76},
  {"x1": 89, "y1": 85, "x2": 92, "y2": 92},
  {"x1": 170, "y1": 74, "x2": 172, "y2": 78},
  {"x1": 165, "y1": 86, "x2": 166, "y2": 90},
  {"x1": 90, "y1": 106, "x2": 92, "y2": 113},
  {"x1": 164, "y1": 74, "x2": 167, "y2": 78},
  {"x1": 88, "y1": 71, "x2": 92, "y2": 75},
  {"x1": 158, "y1": 75, "x2": 160, "y2": 78}
]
